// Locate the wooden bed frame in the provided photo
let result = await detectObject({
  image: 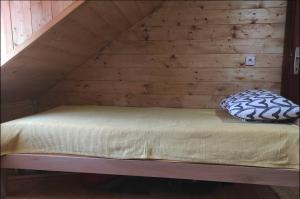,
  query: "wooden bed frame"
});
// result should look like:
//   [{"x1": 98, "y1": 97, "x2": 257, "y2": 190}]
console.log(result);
[{"x1": 1, "y1": 153, "x2": 299, "y2": 198}]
